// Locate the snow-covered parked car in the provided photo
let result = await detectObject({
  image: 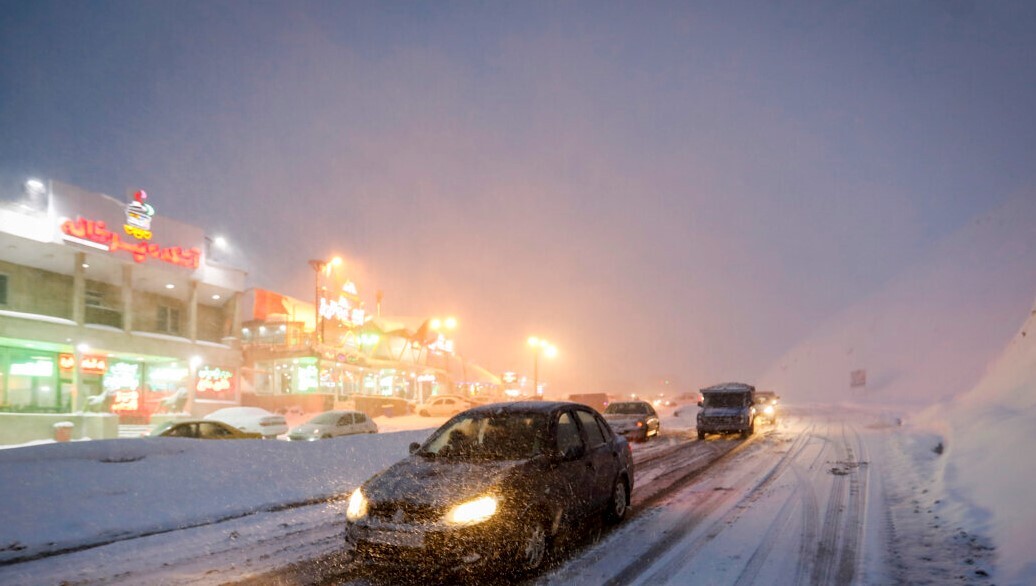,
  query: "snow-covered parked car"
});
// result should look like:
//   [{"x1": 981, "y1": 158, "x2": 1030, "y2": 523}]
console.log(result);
[
  {"x1": 288, "y1": 410, "x2": 378, "y2": 441},
  {"x1": 203, "y1": 407, "x2": 288, "y2": 439},
  {"x1": 415, "y1": 395, "x2": 472, "y2": 417}
]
